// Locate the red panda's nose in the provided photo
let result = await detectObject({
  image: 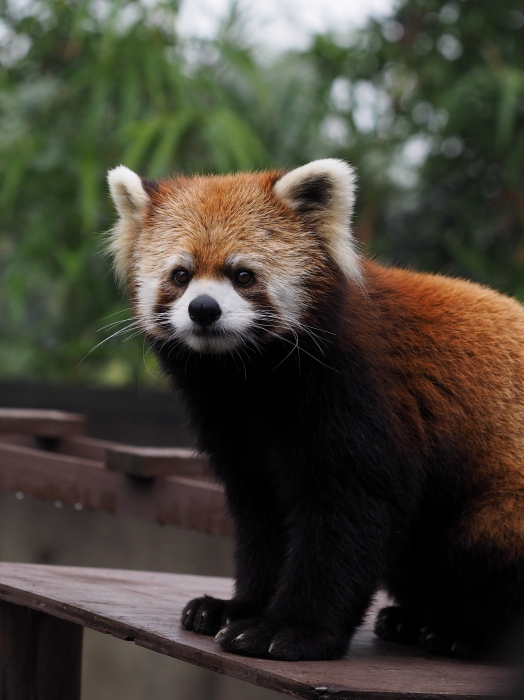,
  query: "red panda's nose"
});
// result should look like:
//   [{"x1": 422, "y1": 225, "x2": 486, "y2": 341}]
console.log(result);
[{"x1": 188, "y1": 295, "x2": 222, "y2": 327}]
